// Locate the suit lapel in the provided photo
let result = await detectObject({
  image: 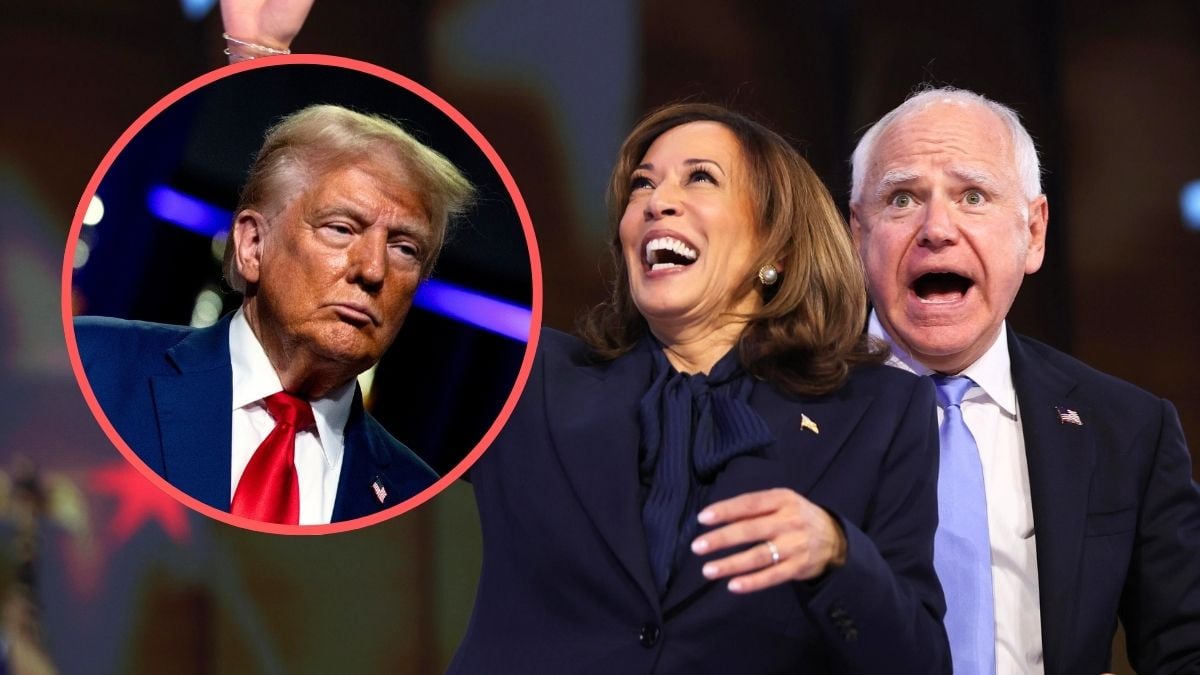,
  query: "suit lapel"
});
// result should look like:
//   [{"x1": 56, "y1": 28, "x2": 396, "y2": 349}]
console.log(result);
[
  {"x1": 150, "y1": 316, "x2": 235, "y2": 511},
  {"x1": 662, "y1": 383, "x2": 873, "y2": 612},
  {"x1": 331, "y1": 391, "x2": 395, "y2": 521},
  {"x1": 1009, "y1": 330, "x2": 1094, "y2": 671},
  {"x1": 545, "y1": 346, "x2": 659, "y2": 608}
]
